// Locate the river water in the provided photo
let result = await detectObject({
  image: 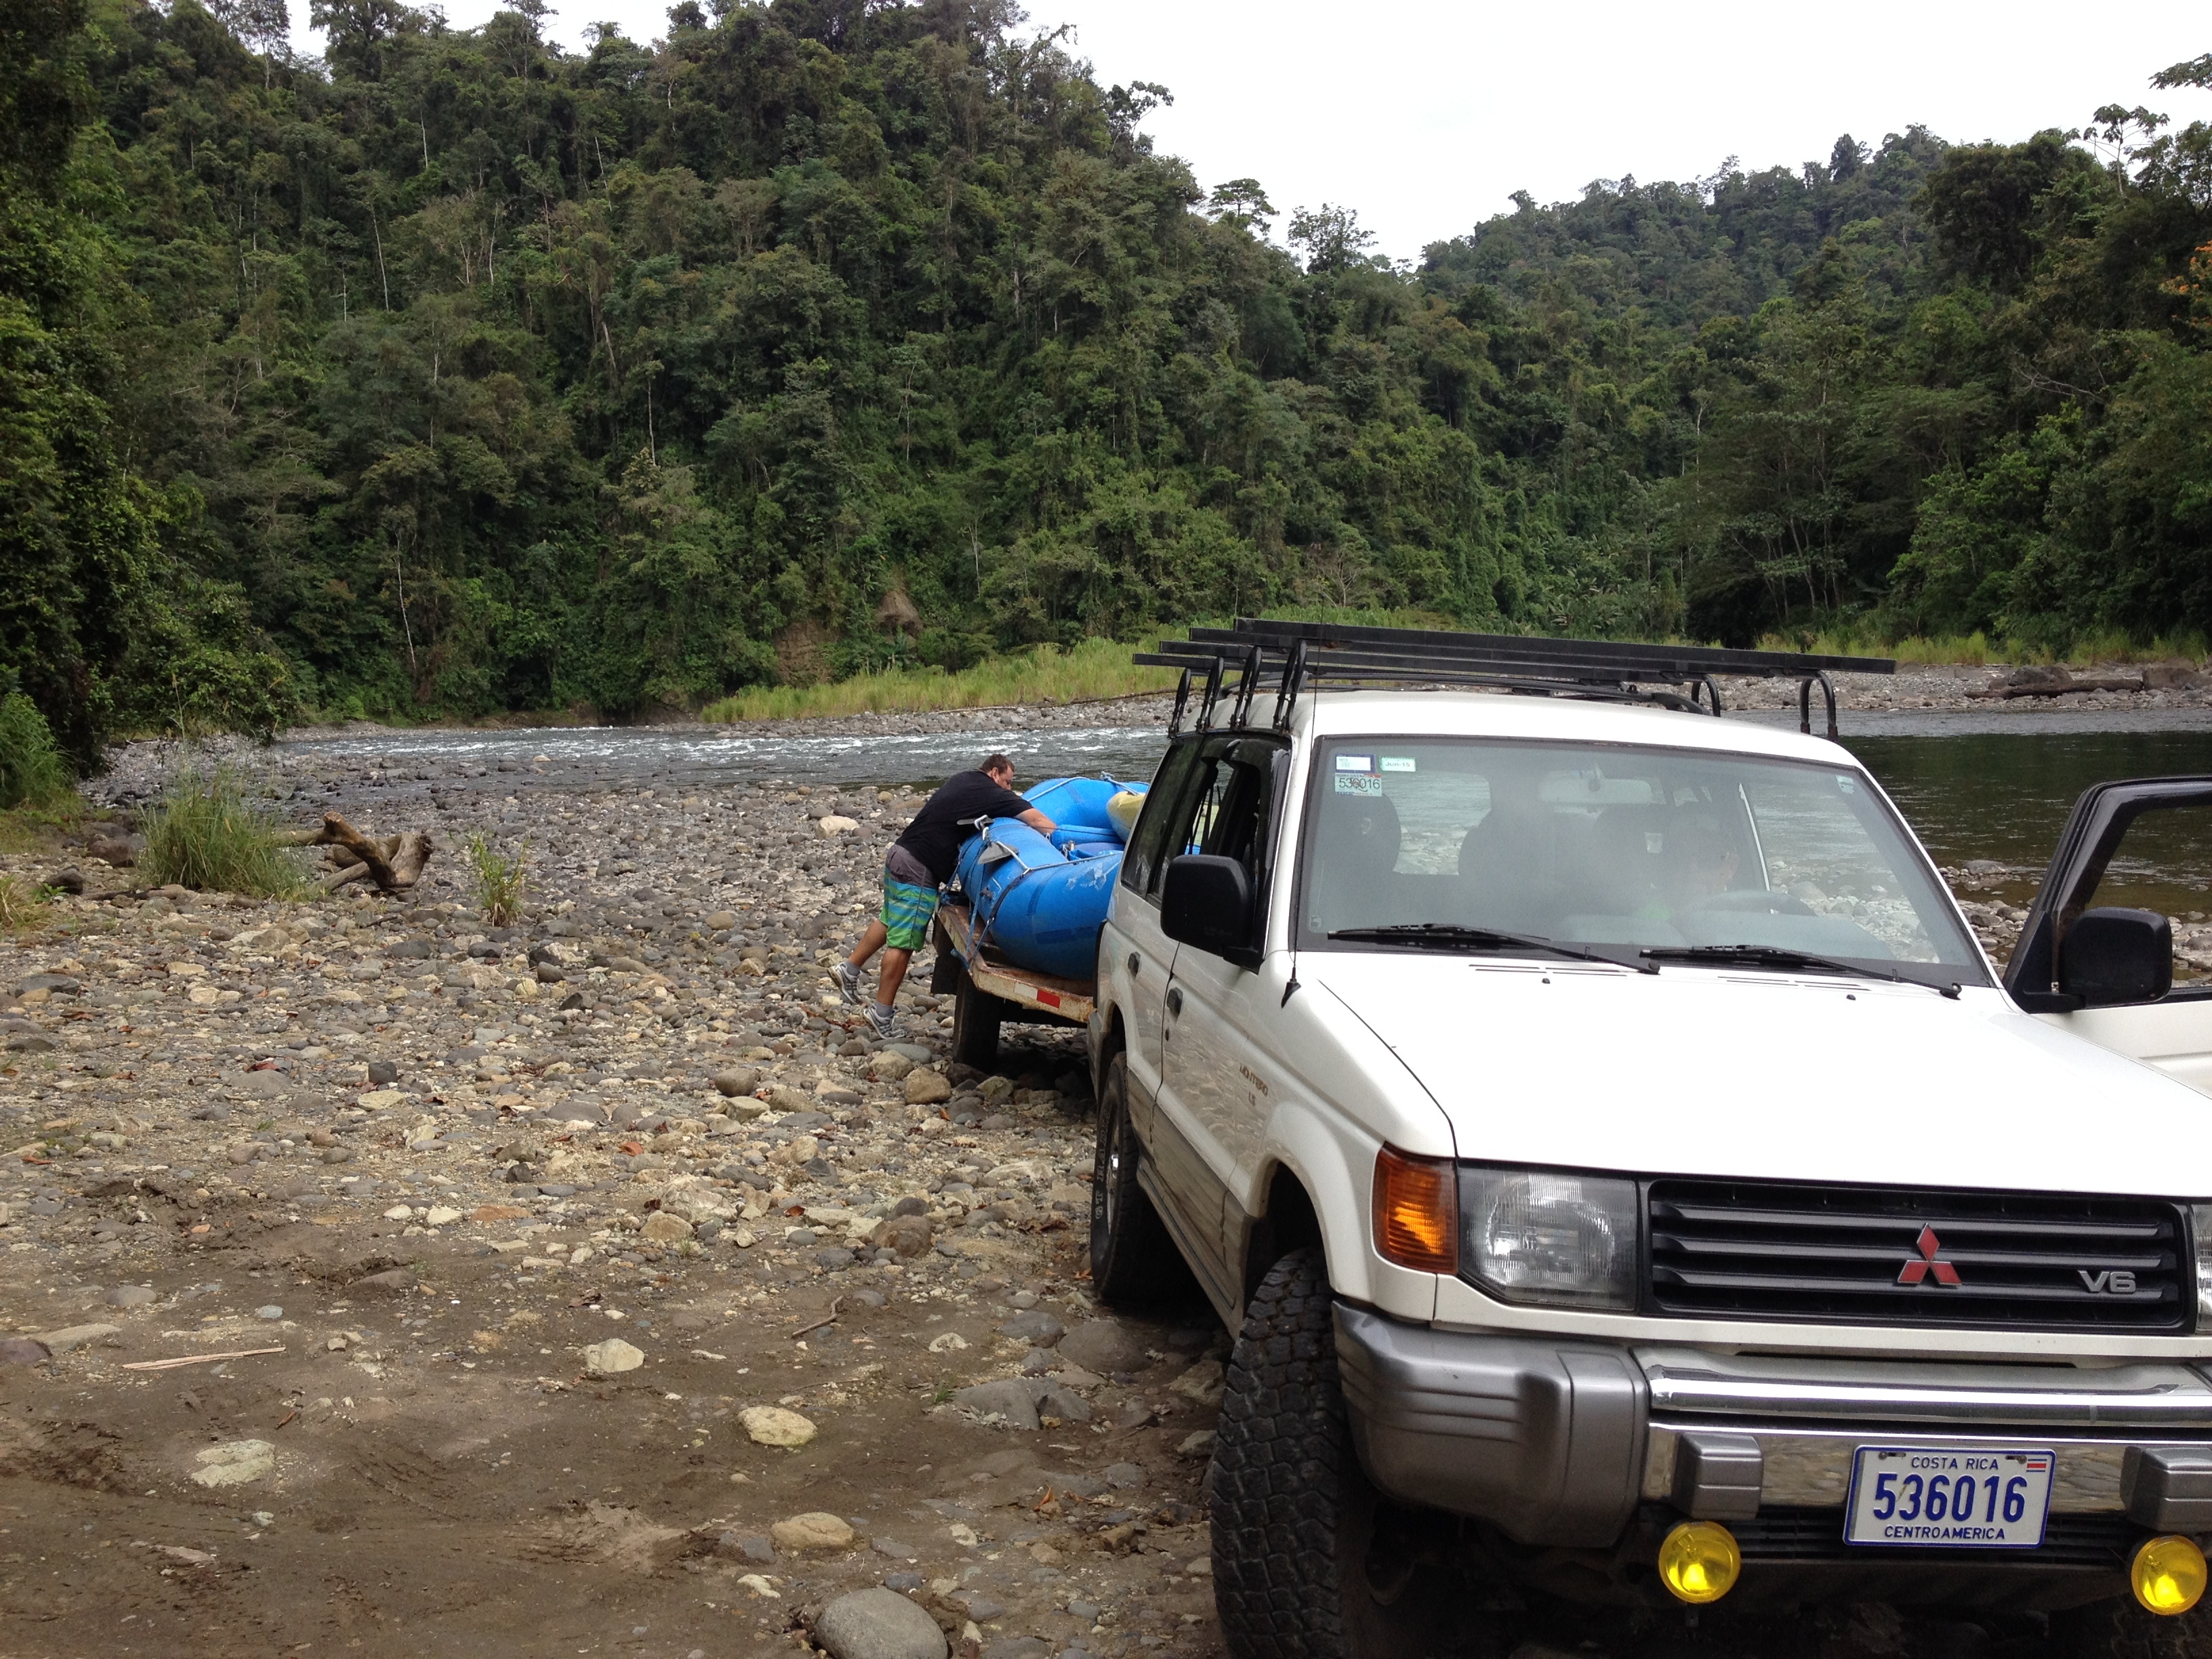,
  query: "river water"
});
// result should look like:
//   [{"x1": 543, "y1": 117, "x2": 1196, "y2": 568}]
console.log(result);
[
  {"x1": 276, "y1": 705, "x2": 2212, "y2": 909},
  {"x1": 1835, "y1": 711, "x2": 2212, "y2": 912}
]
